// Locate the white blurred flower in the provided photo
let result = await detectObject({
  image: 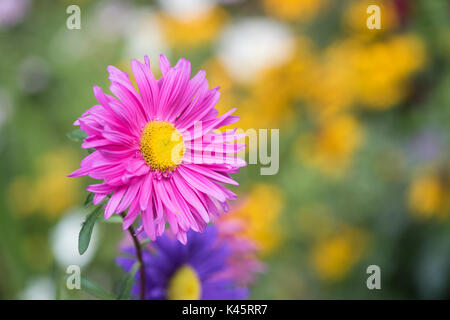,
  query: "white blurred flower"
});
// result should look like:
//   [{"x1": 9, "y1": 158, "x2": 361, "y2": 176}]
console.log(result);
[
  {"x1": 157, "y1": 0, "x2": 215, "y2": 21},
  {"x1": 217, "y1": 18, "x2": 295, "y2": 83},
  {"x1": 89, "y1": 0, "x2": 137, "y2": 41},
  {"x1": 0, "y1": 0, "x2": 31, "y2": 30},
  {"x1": 50, "y1": 209, "x2": 99, "y2": 268},
  {"x1": 123, "y1": 10, "x2": 170, "y2": 68},
  {"x1": 20, "y1": 276, "x2": 55, "y2": 300},
  {"x1": 49, "y1": 28, "x2": 92, "y2": 63}
]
